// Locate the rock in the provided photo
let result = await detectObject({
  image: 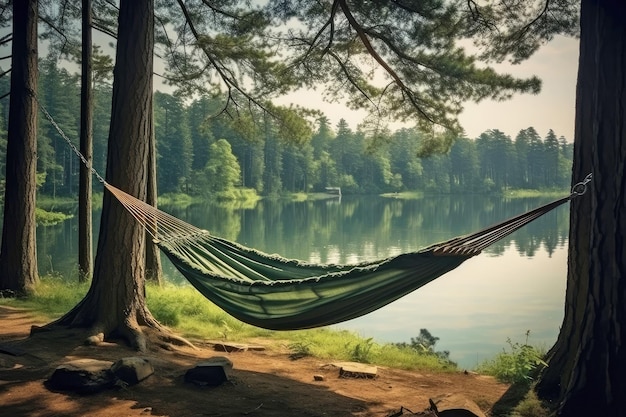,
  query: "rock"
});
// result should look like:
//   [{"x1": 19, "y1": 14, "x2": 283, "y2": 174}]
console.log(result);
[
  {"x1": 111, "y1": 357, "x2": 154, "y2": 385},
  {"x1": 429, "y1": 394, "x2": 486, "y2": 417},
  {"x1": 213, "y1": 342, "x2": 247, "y2": 352},
  {"x1": 84, "y1": 333, "x2": 105, "y2": 346},
  {"x1": 333, "y1": 362, "x2": 378, "y2": 379},
  {"x1": 313, "y1": 374, "x2": 325, "y2": 381},
  {"x1": 211, "y1": 342, "x2": 265, "y2": 352},
  {"x1": 185, "y1": 356, "x2": 233, "y2": 387},
  {"x1": 46, "y1": 359, "x2": 115, "y2": 394}
]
